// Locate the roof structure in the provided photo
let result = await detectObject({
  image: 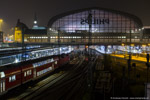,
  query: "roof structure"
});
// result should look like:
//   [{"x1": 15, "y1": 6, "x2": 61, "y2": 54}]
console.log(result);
[
  {"x1": 48, "y1": 7, "x2": 143, "y2": 27},
  {"x1": 25, "y1": 29, "x2": 47, "y2": 35}
]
